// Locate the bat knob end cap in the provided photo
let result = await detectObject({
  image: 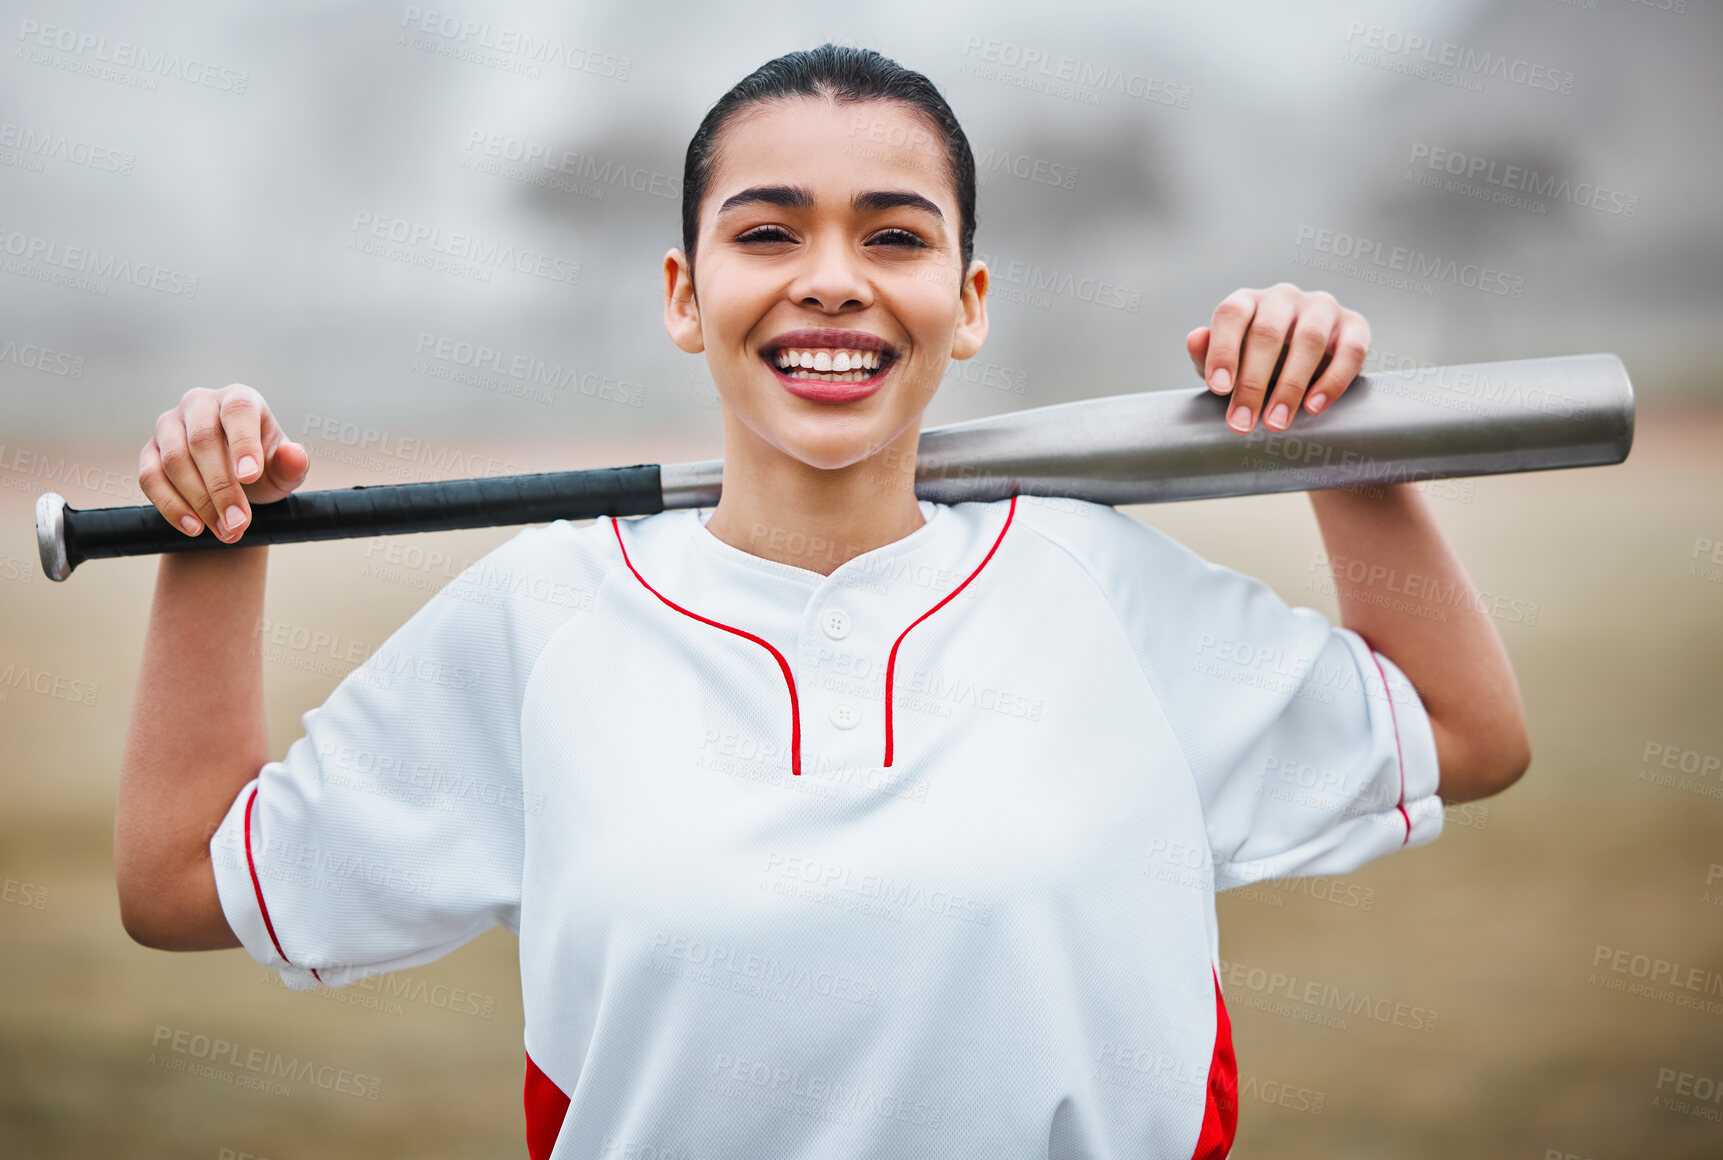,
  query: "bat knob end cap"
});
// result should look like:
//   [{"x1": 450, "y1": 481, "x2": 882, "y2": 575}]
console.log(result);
[{"x1": 36, "y1": 492, "x2": 71, "y2": 581}]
